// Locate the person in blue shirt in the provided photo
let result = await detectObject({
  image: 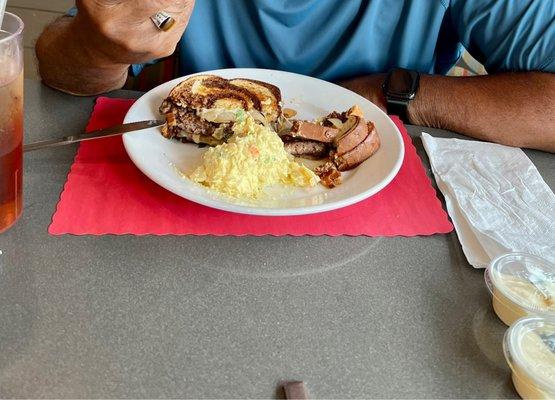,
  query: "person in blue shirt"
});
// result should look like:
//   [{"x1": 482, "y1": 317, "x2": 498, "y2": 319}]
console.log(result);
[{"x1": 36, "y1": 0, "x2": 555, "y2": 151}]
